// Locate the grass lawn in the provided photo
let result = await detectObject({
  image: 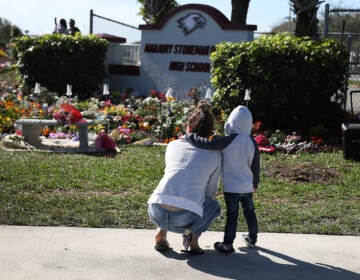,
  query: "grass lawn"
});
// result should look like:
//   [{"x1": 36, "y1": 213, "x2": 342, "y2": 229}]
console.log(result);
[{"x1": 0, "y1": 146, "x2": 359, "y2": 235}]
